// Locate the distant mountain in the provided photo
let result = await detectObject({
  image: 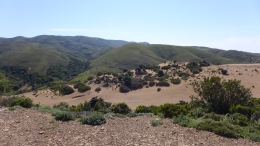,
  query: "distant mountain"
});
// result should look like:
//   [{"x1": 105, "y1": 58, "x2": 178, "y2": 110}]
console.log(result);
[
  {"x1": 0, "y1": 35, "x2": 129, "y2": 73},
  {"x1": 194, "y1": 47, "x2": 260, "y2": 63},
  {"x1": 87, "y1": 44, "x2": 237, "y2": 74}
]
